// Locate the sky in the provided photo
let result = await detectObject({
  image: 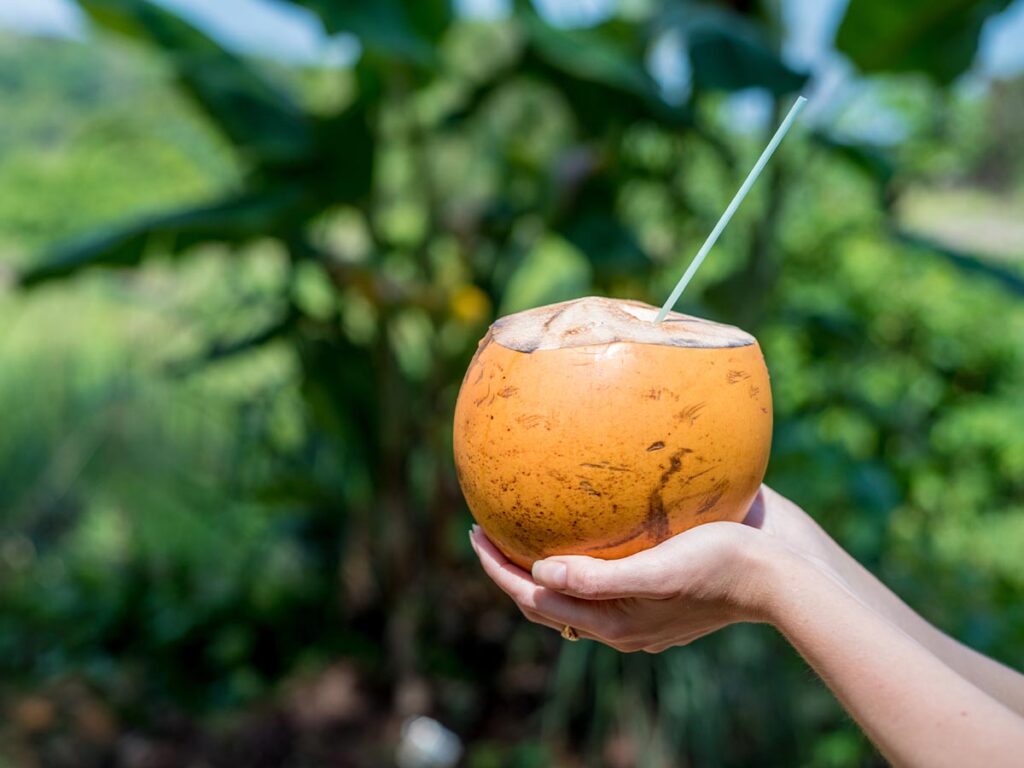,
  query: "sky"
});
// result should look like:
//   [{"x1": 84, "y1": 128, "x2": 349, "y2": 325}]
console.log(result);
[
  {"x1": 1, "y1": 0, "x2": 1023, "y2": 114},
  {"x1": 2, "y1": 0, "x2": 1023, "y2": 76}
]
